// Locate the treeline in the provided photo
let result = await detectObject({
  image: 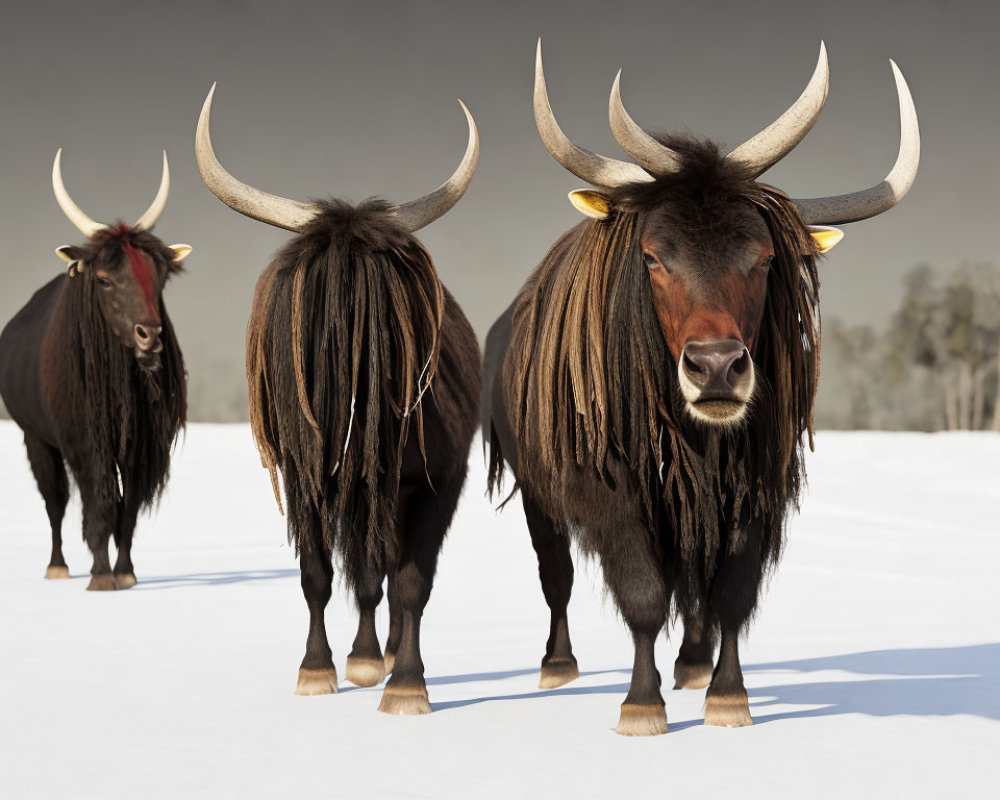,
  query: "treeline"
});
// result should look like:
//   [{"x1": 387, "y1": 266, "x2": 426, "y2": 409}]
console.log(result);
[{"x1": 816, "y1": 262, "x2": 1000, "y2": 431}]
